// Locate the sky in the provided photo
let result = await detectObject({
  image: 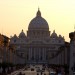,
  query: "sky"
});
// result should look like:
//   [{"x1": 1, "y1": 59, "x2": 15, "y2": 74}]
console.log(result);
[{"x1": 0, "y1": 0, "x2": 75, "y2": 42}]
